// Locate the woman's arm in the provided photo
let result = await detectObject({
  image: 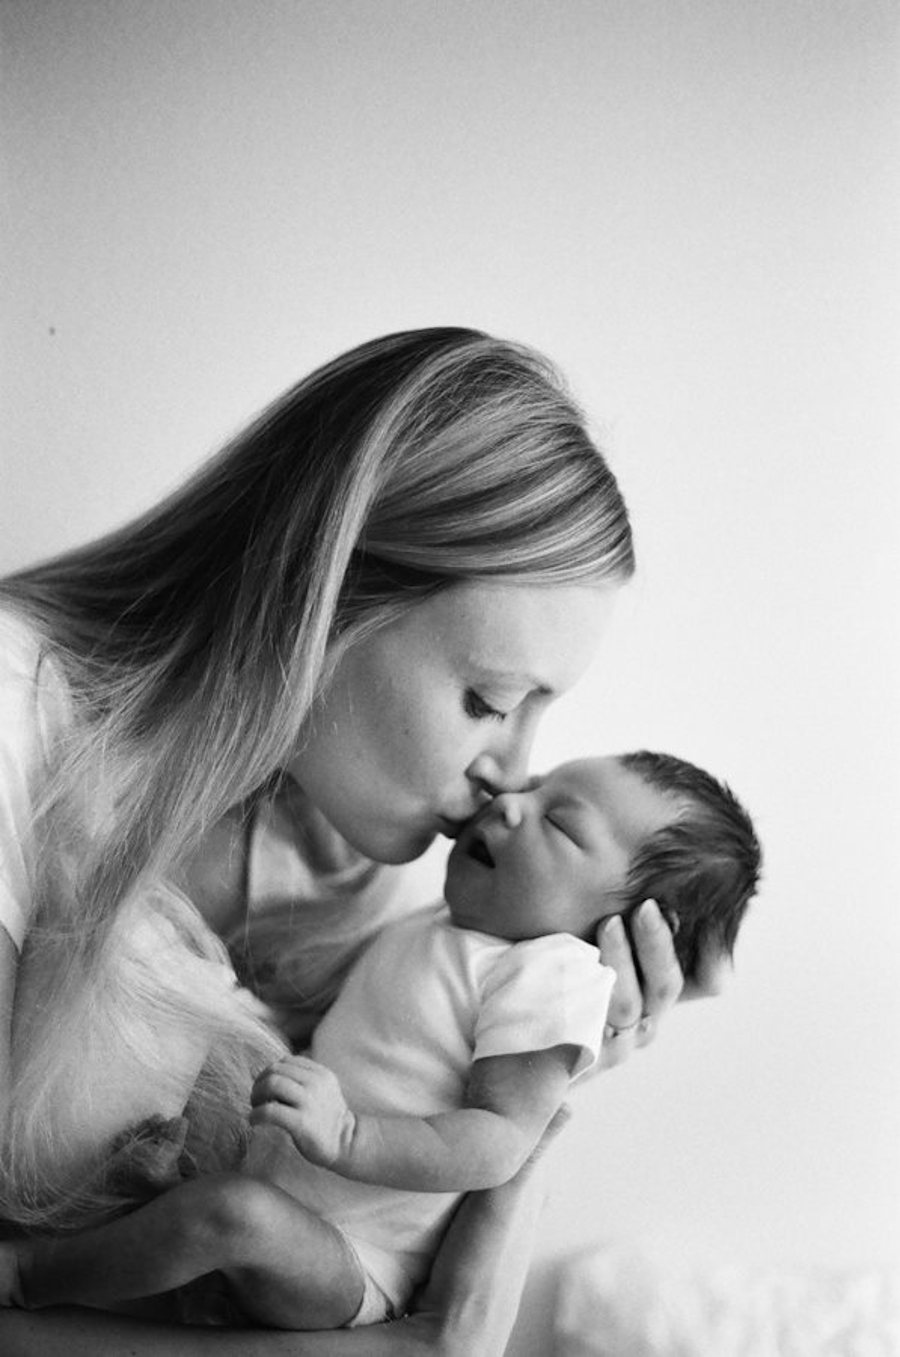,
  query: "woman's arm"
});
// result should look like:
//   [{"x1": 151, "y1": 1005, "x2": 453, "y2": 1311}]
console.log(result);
[
  {"x1": 250, "y1": 1048, "x2": 575, "y2": 1191},
  {"x1": 0, "y1": 1109, "x2": 567, "y2": 1357}
]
